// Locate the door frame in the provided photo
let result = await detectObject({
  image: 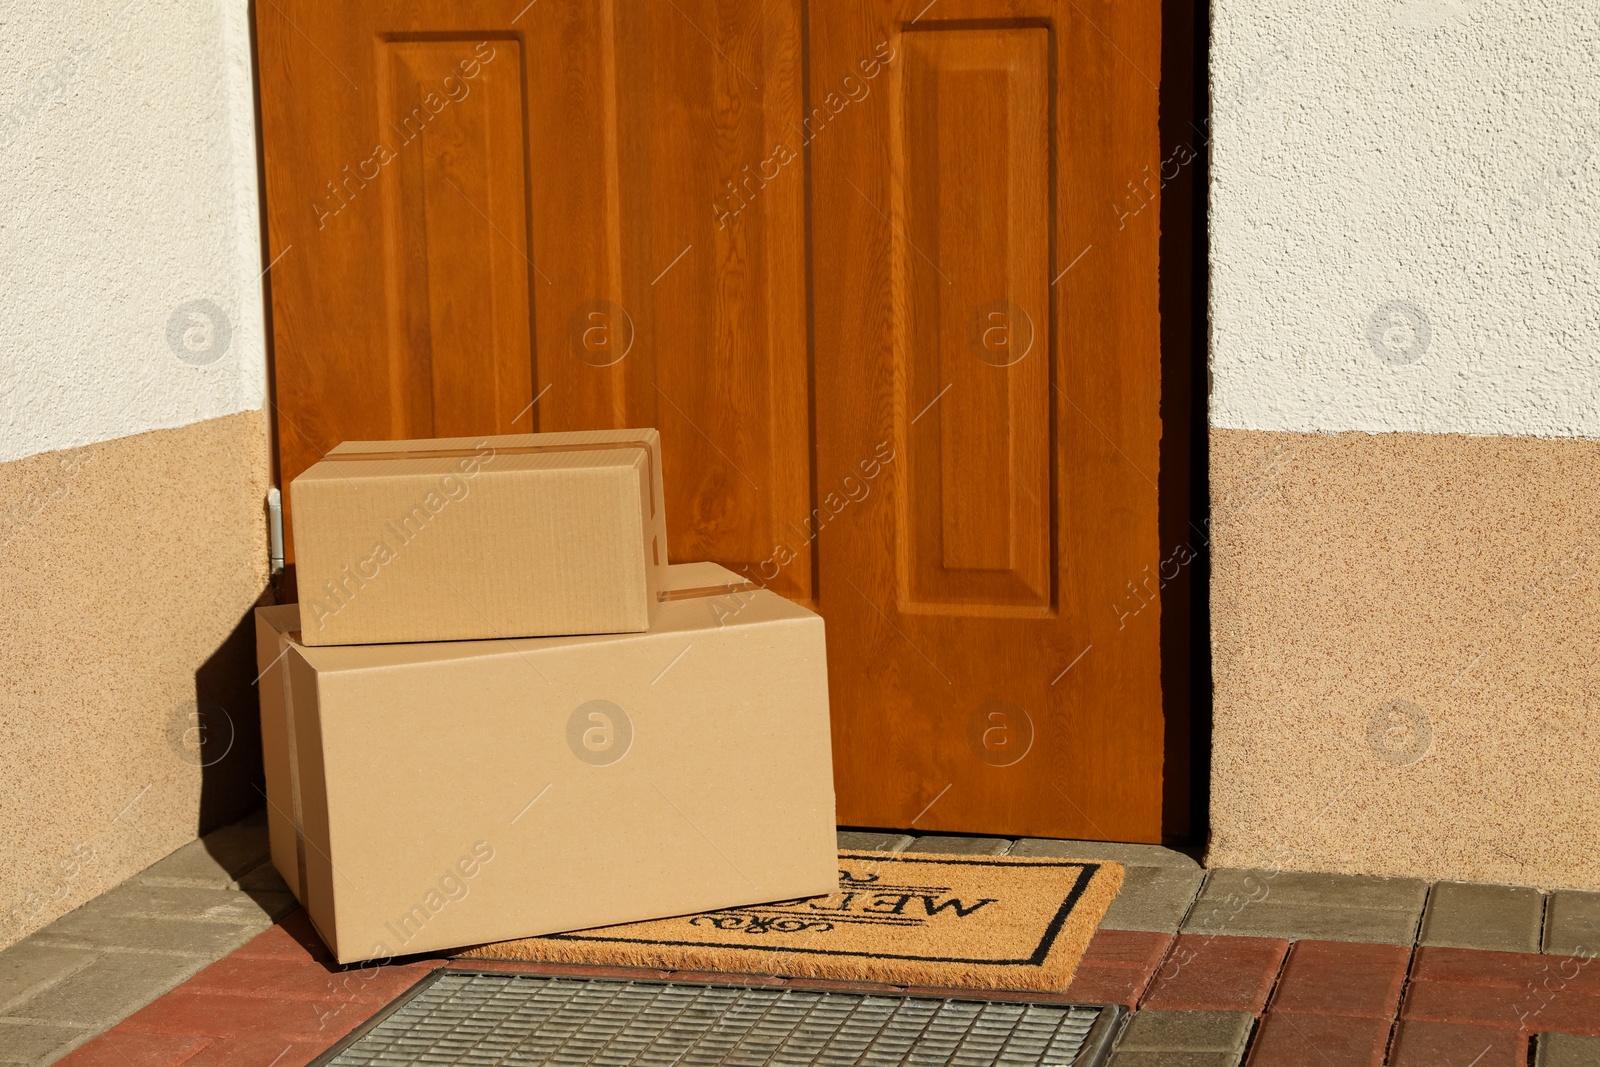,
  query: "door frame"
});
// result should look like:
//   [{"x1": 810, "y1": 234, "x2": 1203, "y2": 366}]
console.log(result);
[{"x1": 1157, "y1": 0, "x2": 1210, "y2": 845}]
